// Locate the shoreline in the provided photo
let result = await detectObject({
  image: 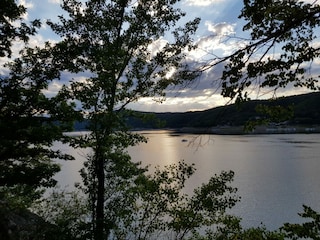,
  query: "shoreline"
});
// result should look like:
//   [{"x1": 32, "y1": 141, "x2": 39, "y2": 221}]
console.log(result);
[
  {"x1": 70, "y1": 125, "x2": 320, "y2": 136},
  {"x1": 172, "y1": 125, "x2": 320, "y2": 135}
]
